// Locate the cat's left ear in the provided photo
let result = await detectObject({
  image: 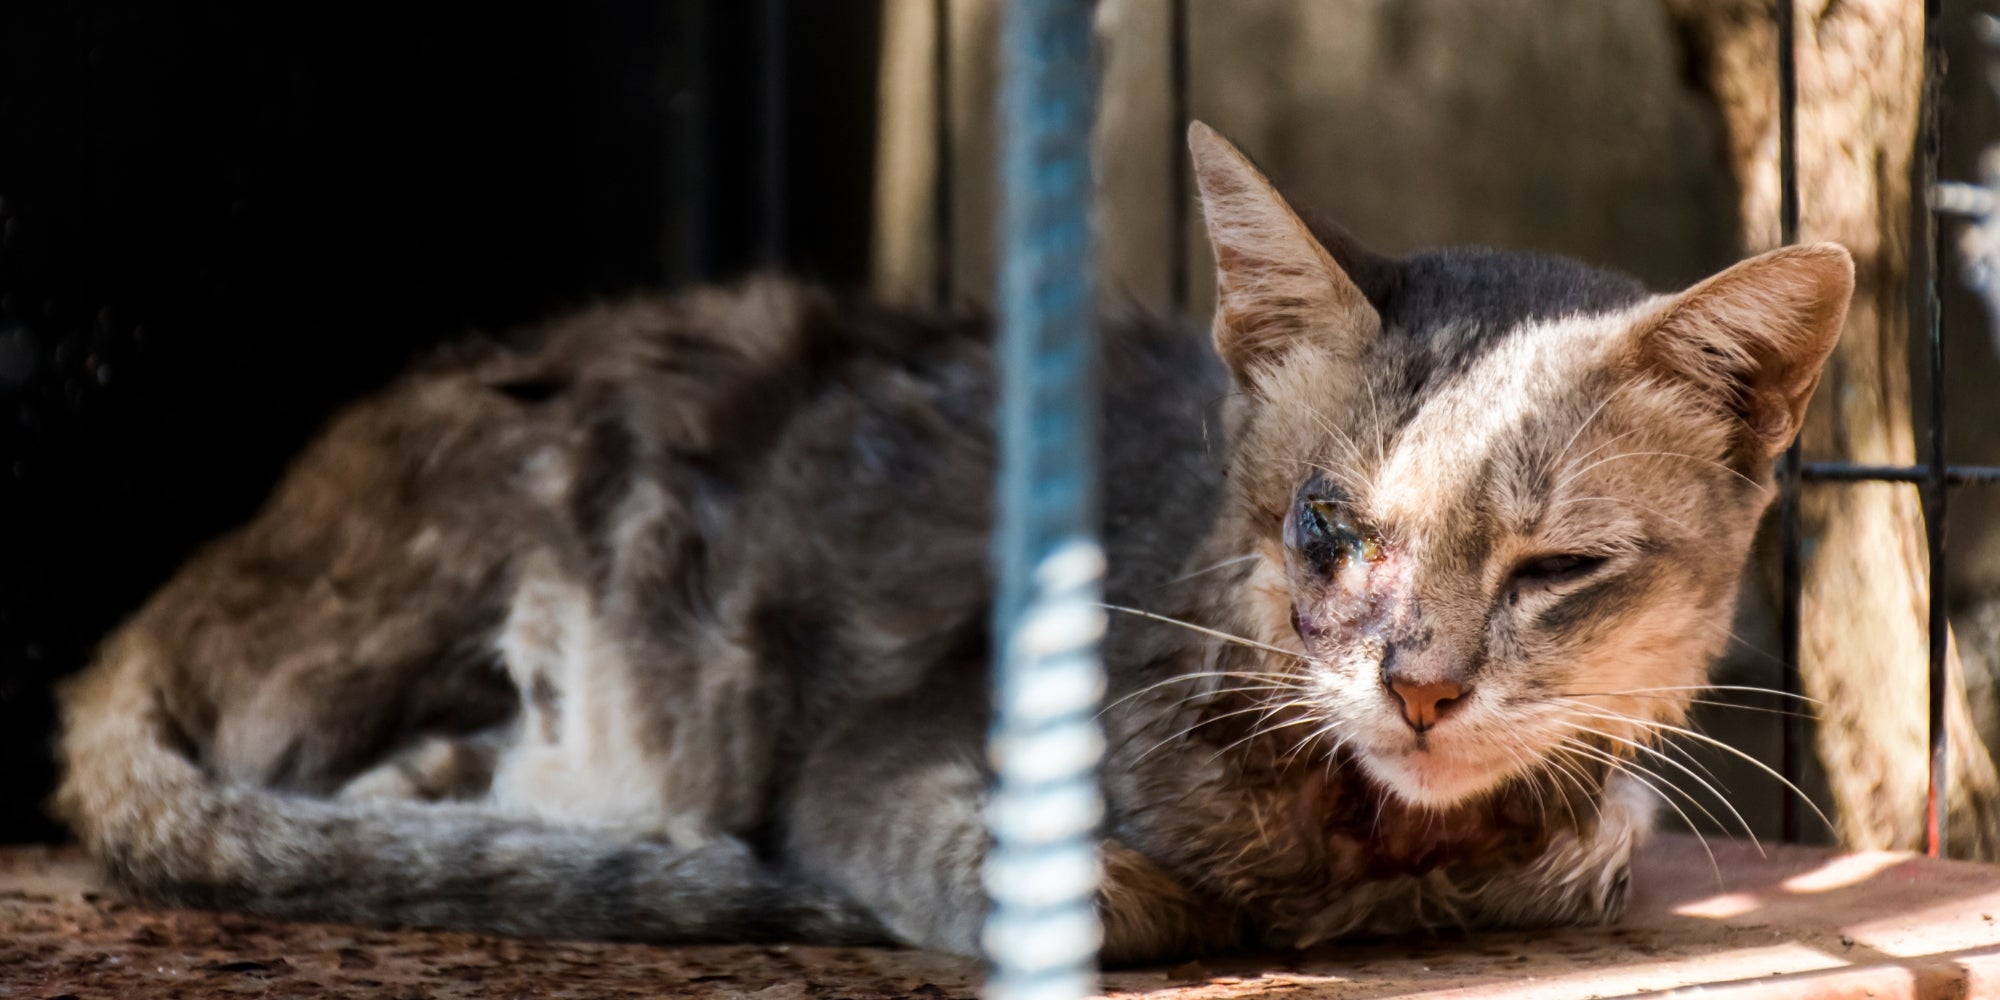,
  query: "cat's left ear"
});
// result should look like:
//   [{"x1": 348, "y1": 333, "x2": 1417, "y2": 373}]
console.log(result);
[
  {"x1": 1631, "y1": 242, "x2": 1853, "y2": 459},
  {"x1": 1188, "y1": 122, "x2": 1381, "y2": 384}
]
